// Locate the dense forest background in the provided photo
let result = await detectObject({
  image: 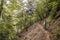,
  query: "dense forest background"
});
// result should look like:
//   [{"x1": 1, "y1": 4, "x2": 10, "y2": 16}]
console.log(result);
[{"x1": 0, "y1": 0, "x2": 60, "y2": 40}]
